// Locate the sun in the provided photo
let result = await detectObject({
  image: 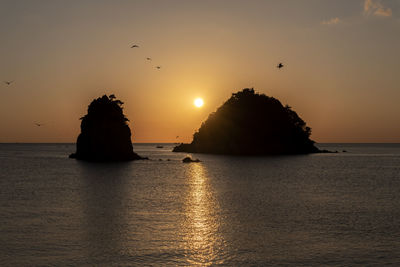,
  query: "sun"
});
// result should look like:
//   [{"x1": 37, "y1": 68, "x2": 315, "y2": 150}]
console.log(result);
[{"x1": 194, "y1": 98, "x2": 204, "y2": 108}]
